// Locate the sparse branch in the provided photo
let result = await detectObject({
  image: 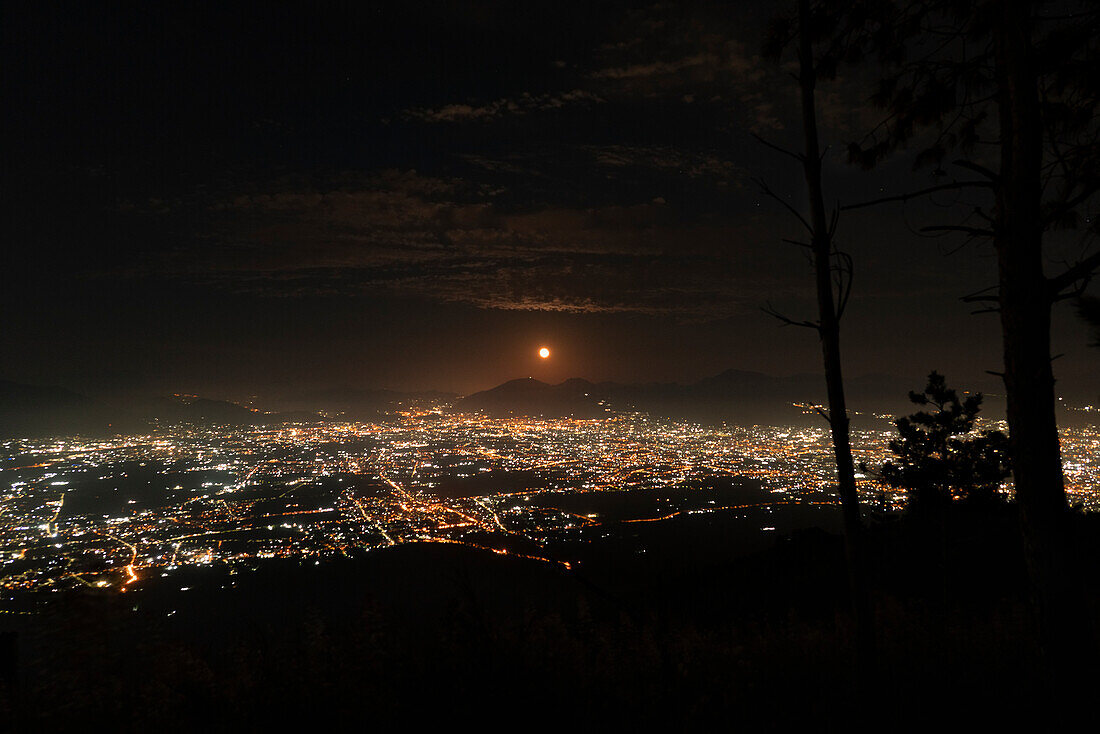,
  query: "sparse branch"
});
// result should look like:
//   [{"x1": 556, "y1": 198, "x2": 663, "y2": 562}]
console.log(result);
[
  {"x1": 972, "y1": 206, "x2": 995, "y2": 224},
  {"x1": 951, "y1": 159, "x2": 999, "y2": 181},
  {"x1": 751, "y1": 133, "x2": 805, "y2": 163},
  {"x1": 959, "y1": 290, "x2": 1003, "y2": 314},
  {"x1": 753, "y1": 177, "x2": 814, "y2": 235},
  {"x1": 782, "y1": 238, "x2": 813, "y2": 249},
  {"x1": 834, "y1": 250, "x2": 854, "y2": 320},
  {"x1": 1040, "y1": 86, "x2": 1077, "y2": 196},
  {"x1": 961, "y1": 284, "x2": 1000, "y2": 304},
  {"x1": 1044, "y1": 185, "x2": 1100, "y2": 228},
  {"x1": 840, "y1": 181, "x2": 993, "y2": 211},
  {"x1": 761, "y1": 302, "x2": 819, "y2": 331},
  {"x1": 919, "y1": 225, "x2": 996, "y2": 237},
  {"x1": 1047, "y1": 250, "x2": 1100, "y2": 297},
  {"x1": 1053, "y1": 291, "x2": 1086, "y2": 303}
]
